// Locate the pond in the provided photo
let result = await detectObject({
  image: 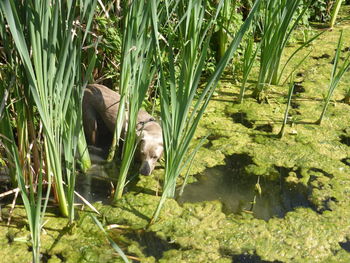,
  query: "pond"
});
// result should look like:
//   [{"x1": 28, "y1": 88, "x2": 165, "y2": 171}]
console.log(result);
[{"x1": 1, "y1": 10, "x2": 350, "y2": 263}]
